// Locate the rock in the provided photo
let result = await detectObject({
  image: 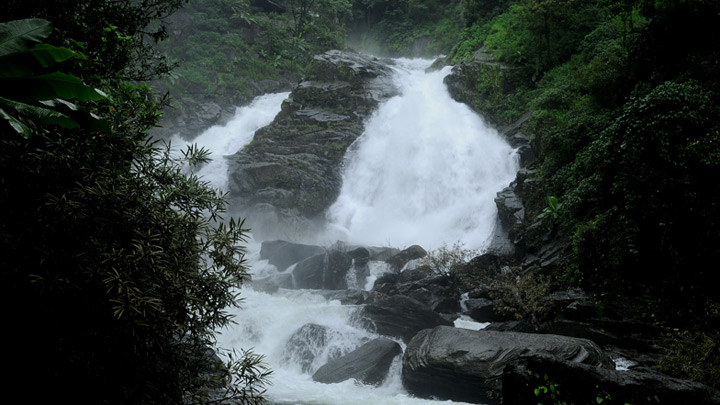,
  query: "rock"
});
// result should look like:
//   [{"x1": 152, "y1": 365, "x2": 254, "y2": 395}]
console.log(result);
[
  {"x1": 354, "y1": 295, "x2": 453, "y2": 343},
  {"x1": 249, "y1": 272, "x2": 293, "y2": 293},
  {"x1": 372, "y1": 271, "x2": 459, "y2": 313},
  {"x1": 484, "y1": 320, "x2": 537, "y2": 333},
  {"x1": 503, "y1": 356, "x2": 720, "y2": 405},
  {"x1": 444, "y1": 47, "x2": 523, "y2": 129},
  {"x1": 226, "y1": 50, "x2": 397, "y2": 240},
  {"x1": 385, "y1": 245, "x2": 427, "y2": 271},
  {"x1": 347, "y1": 247, "x2": 370, "y2": 267},
  {"x1": 463, "y1": 298, "x2": 507, "y2": 323},
  {"x1": 402, "y1": 326, "x2": 614, "y2": 404},
  {"x1": 312, "y1": 337, "x2": 402, "y2": 385},
  {"x1": 282, "y1": 323, "x2": 331, "y2": 373},
  {"x1": 316, "y1": 289, "x2": 370, "y2": 305},
  {"x1": 292, "y1": 250, "x2": 353, "y2": 290},
  {"x1": 259, "y1": 240, "x2": 325, "y2": 272}
]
